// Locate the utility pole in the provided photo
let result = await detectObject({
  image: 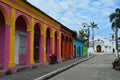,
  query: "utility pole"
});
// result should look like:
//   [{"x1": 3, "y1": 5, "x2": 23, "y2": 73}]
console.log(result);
[{"x1": 88, "y1": 26, "x2": 90, "y2": 47}]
